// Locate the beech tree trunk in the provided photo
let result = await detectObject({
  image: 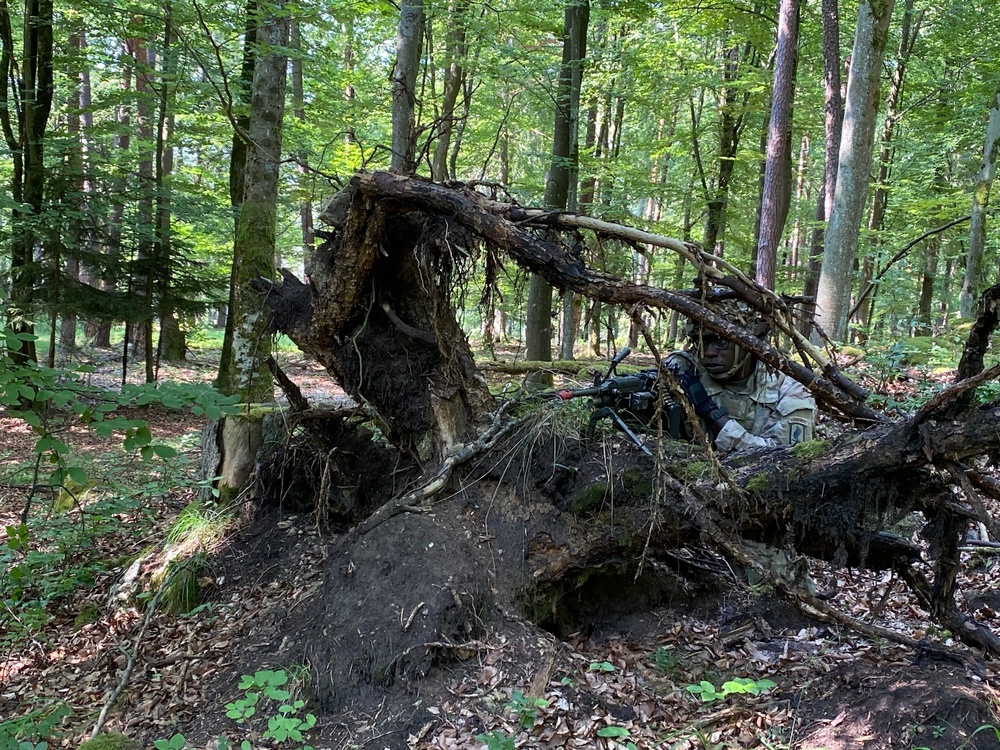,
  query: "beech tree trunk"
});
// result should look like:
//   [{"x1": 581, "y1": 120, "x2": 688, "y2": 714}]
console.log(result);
[
  {"x1": 755, "y1": 0, "x2": 799, "y2": 290},
  {"x1": 814, "y1": 0, "x2": 895, "y2": 341},
  {"x1": 212, "y1": 1, "x2": 287, "y2": 504},
  {"x1": 961, "y1": 81, "x2": 1000, "y2": 318}
]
